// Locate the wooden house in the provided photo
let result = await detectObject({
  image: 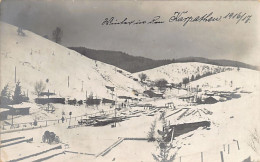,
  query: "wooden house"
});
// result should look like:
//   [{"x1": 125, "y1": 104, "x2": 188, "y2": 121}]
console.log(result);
[
  {"x1": 0, "y1": 108, "x2": 10, "y2": 120},
  {"x1": 7, "y1": 102, "x2": 31, "y2": 115}
]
